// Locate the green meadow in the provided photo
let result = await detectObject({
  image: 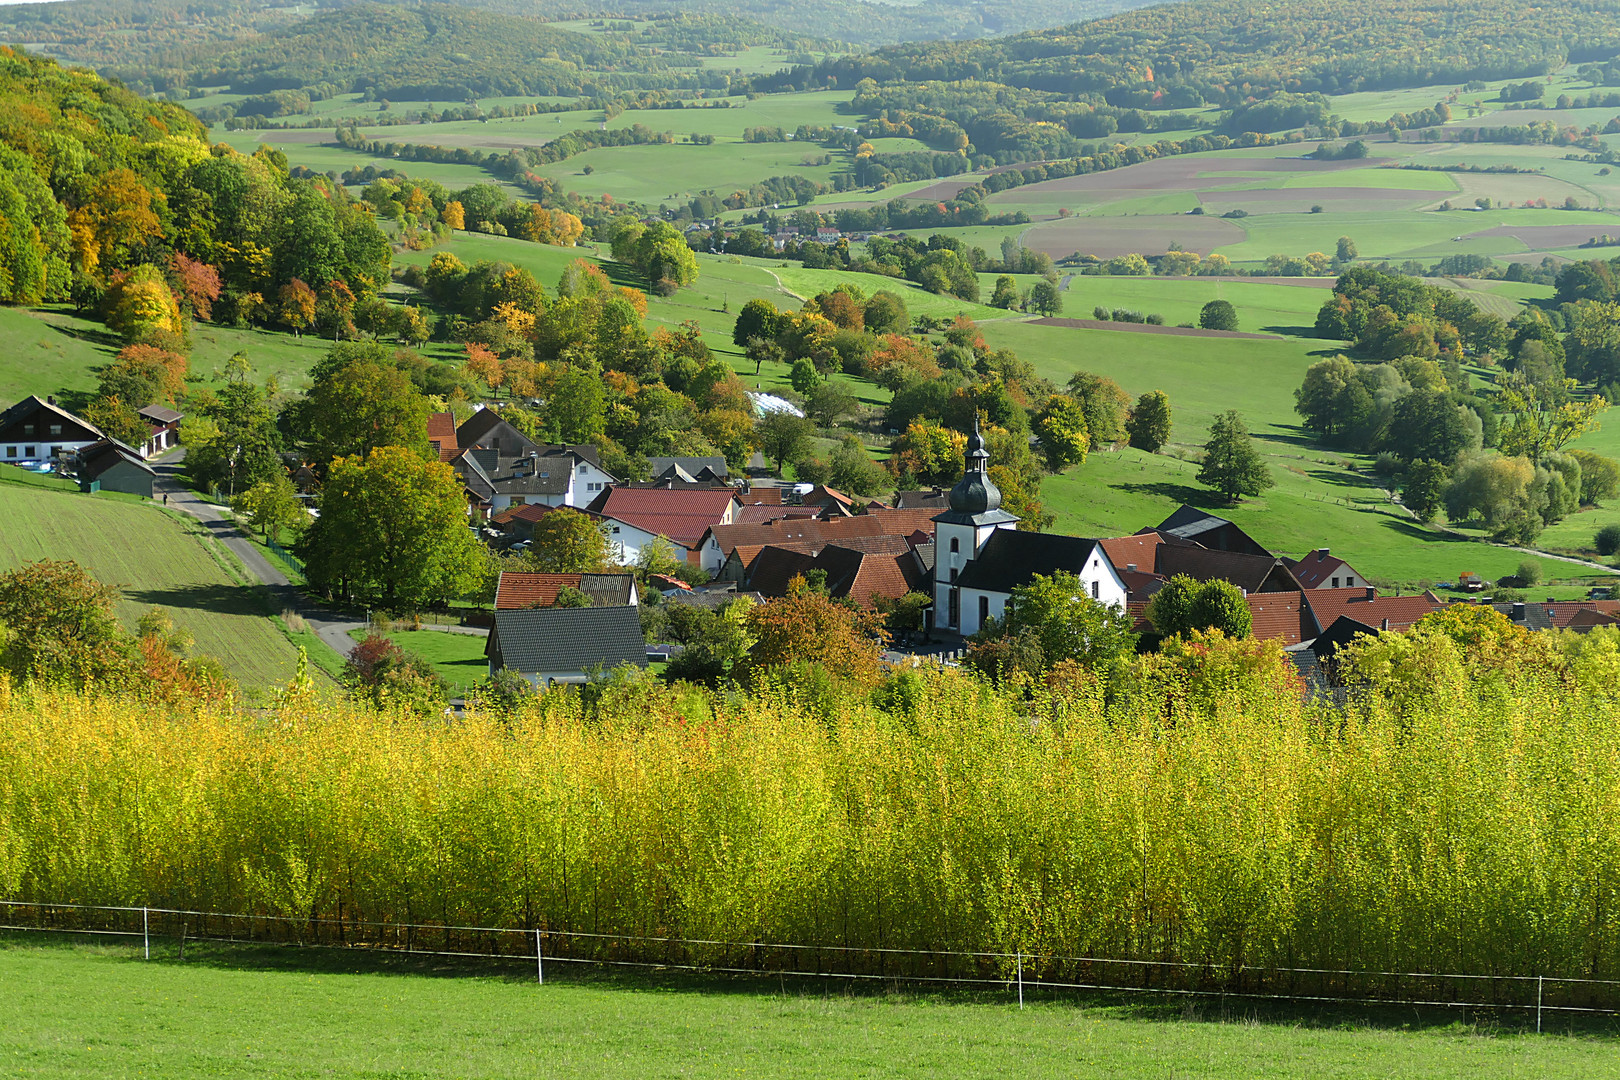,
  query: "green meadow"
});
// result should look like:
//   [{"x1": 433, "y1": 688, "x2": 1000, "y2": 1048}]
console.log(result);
[
  {"x1": 0, "y1": 477, "x2": 300, "y2": 688},
  {"x1": 5, "y1": 938, "x2": 1619, "y2": 1080}
]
